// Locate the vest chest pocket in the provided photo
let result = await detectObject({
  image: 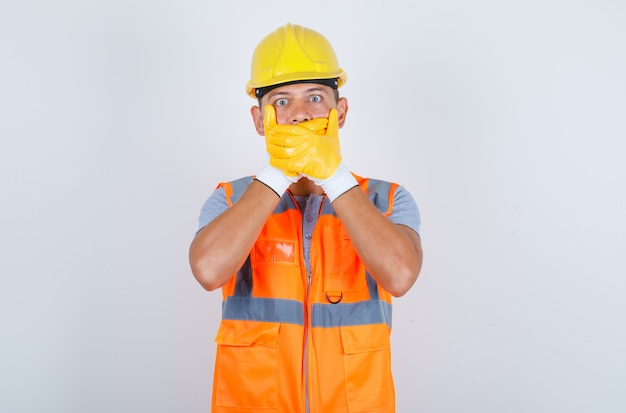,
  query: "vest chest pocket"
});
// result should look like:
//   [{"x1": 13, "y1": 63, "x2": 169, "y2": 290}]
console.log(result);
[
  {"x1": 214, "y1": 320, "x2": 280, "y2": 408},
  {"x1": 322, "y1": 231, "x2": 368, "y2": 297},
  {"x1": 253, "y1": 238, "x2": 297, "y2": 265}
]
